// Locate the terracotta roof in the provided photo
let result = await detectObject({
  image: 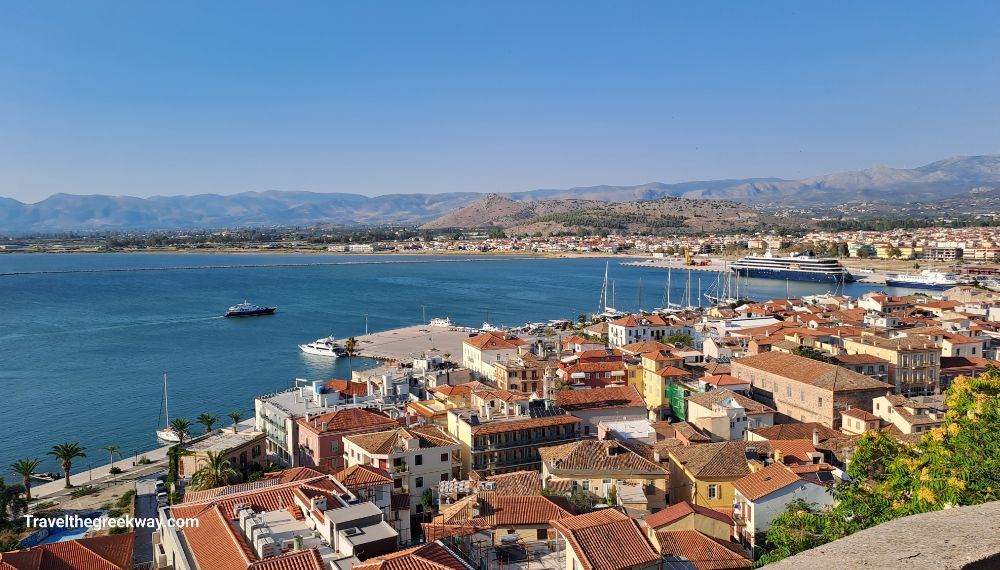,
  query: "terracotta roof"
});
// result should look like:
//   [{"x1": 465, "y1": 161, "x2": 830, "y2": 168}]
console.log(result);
[
  {"x1": 685, "y1": 389, "x2": 774, "y2": 415},
  {"x1": 470, "y1": 414, "x2": 580, "y2": 436},
  {"x1": 0, "y1": 533, "x2": 135, "y2": 570},
  {"x1": 733, "y1": 463, "x2": 807, "y2": 501},
  {"x1": 333, "y1": 464, "x2": 393, "y2": 489},
  {"x1": 768, "y1": 439, "x2": 819, "y2": 464},
  {"x1": 841, "y1": 408, "x2": 879, "y2": 421},
  {"x1": 747, "y1": 423, "x2": 840, "y2": 443},
  {"x1": 643, "y1": 501, "x2": 733, "y2": 529},
  {"x1": 620, "y1": 340, "x2": 672, "y2": 355},
  {"x1": 734, "y1": 352, "x2": 892, "y2": 391},
  {"x1": 550, "y1": 509, "x2": 660, "y2": 570},
  {"x1": 463, "y1": 331, "x2": 525, "y2": 350},
  {"x1": 354, "y1": 542, "x2": 470, "y2": 570},
  {"x1": 479, "y1": 470, "x2": 542, "y2": 496},
  {"x1": 436, "y1": 493, "x2": 573, "y2": 527},
  {"x1": 345, "y1": 426, "x2": 458, "y2": 455},
  {"x1": 538, "y1": 440, "x2": 667, "y2": 474},
  {"x1": 653, "y1": 529, "x2": 751, "y2": 570},
  {"x1": 296, "y1": 408, "x2": 398, "y2": 434},
  {"x1": 554, "y1": 386, "x2": 645, "y2": 411},
  {"x1": 701, "y1": 375, "x2": 747, "y2": 387},
  {"x1": 577, "y1": 348, "x2": 623, "y2": 359},
  {"x1": 831, "y1": 354, "x2": 890, "y2": 365},
  {"x1": 610, "y1": 315, "x2": 668, "y2": 327},
  {"x1": 562, "y1": 361, "x2": 628, "y2": 374},
  {"x1": 669, "y1": 441, "x2": 771, "y2": 480},
  {"x1": 323, "y1": 378, "x2": 369, "y2": 397},
  {"x1": 431, "y1": 384, "x2": 472, "y2": 397},
  {"x1": 655, "y1": 366, "x2": 692, "y2": 378}
]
